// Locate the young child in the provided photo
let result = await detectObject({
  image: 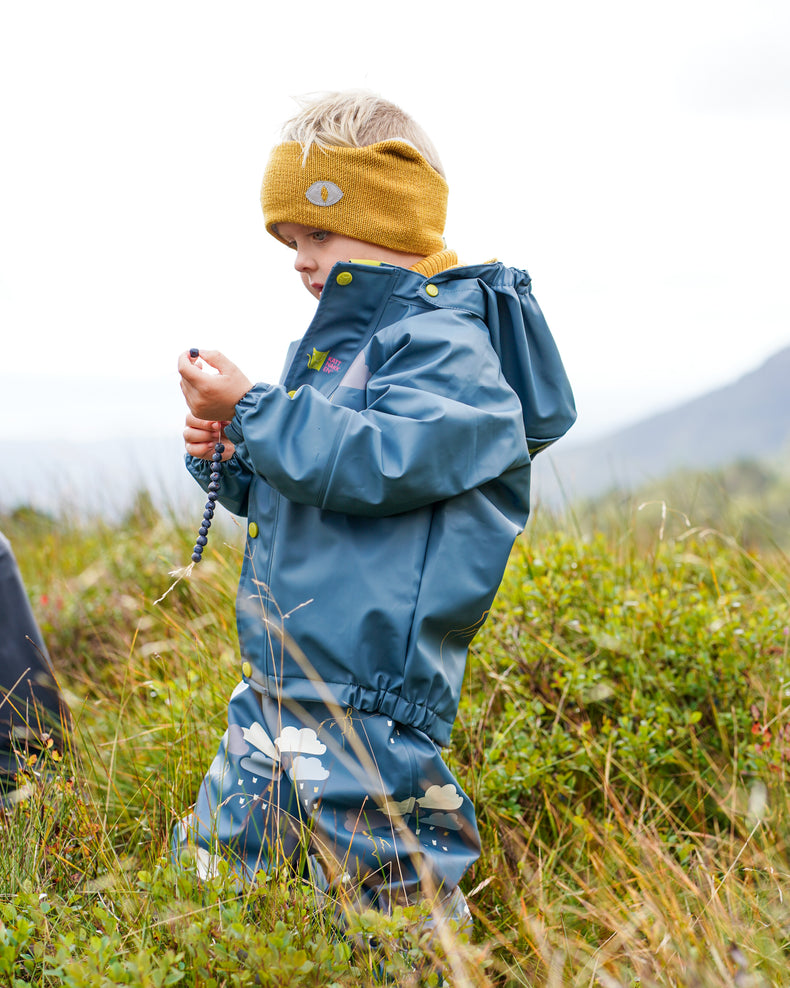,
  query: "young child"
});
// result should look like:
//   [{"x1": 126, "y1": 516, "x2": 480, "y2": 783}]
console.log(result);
[{"x1": 174, "y1": 91, "x2": 575, "y2": 928}]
